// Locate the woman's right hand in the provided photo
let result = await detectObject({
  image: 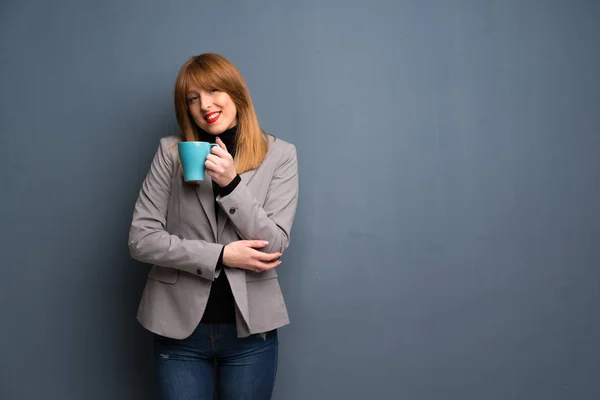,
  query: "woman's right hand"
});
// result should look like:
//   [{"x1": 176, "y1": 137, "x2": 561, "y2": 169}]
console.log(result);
[{"x1": 222, "y1": 240, "x2": 282, "y2": 273}]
